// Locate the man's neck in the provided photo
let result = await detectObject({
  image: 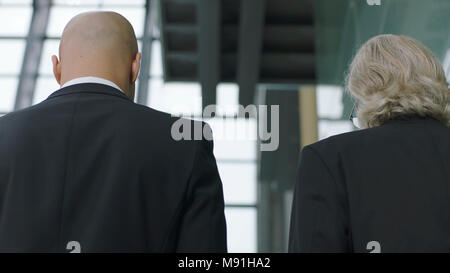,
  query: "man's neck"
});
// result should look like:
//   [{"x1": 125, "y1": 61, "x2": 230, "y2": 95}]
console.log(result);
[{"x1": 61, "y1": 76, "x2": 125, "y2": 93}]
